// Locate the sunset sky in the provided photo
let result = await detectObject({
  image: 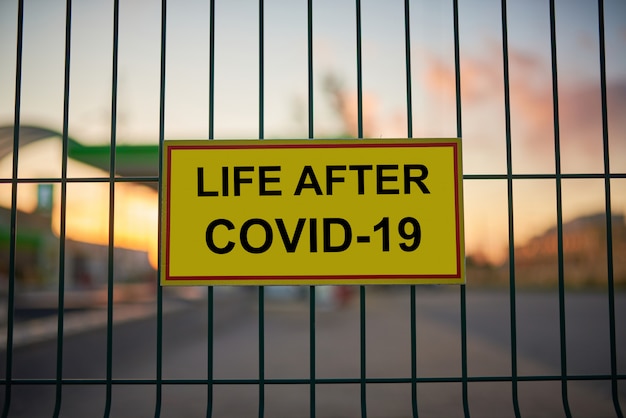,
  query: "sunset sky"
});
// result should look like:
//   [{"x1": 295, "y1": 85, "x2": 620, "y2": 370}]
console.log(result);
[{"x1": 0, "y1": 0, "x2": 624, "y2": 265}]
